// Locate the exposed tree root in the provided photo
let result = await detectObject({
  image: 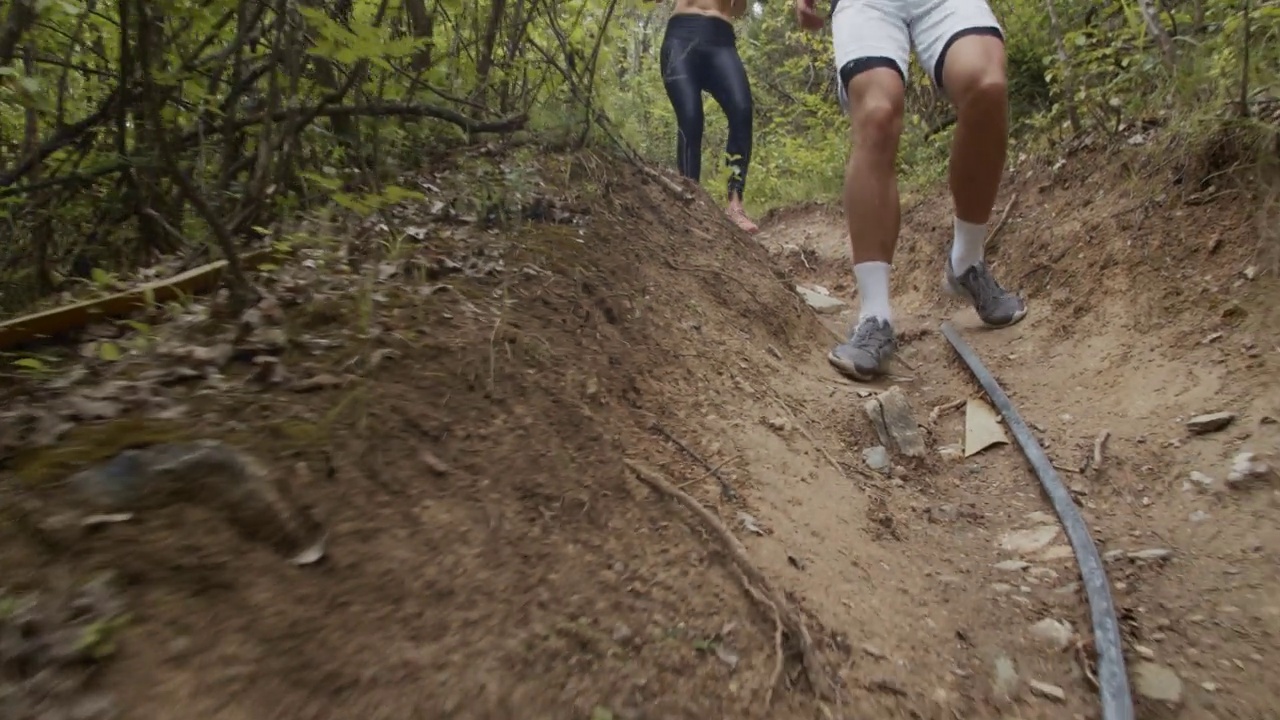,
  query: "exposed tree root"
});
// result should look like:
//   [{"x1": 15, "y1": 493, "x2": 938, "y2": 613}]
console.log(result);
[{"x1": 624, "y1": 459, "x2": 837, "y2": 703}]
